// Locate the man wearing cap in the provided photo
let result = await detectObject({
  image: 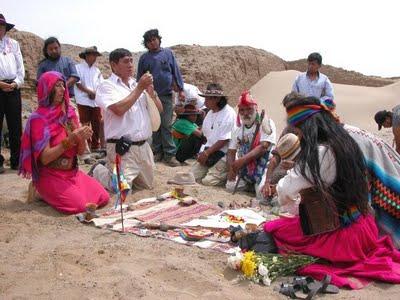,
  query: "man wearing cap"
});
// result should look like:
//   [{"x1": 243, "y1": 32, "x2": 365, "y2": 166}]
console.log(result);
[
  {"x1": 37, "y1": 37, "x2": 80, "y2": 100},
  {"x1": 292, "y1": 52, "x2": 334, "y2": 104},
  {"x1": 74, "y1": 46, "x2": 104, "y2": 152},
  {"x1": 191, "y1": 83, "x2": 236, "y2": 186},
  {"x1": 137, "y1": 29, "x2": 184, "y2": 167},
  {"x1": 374, "y1": 105, "x2": 400, "y2": 154},
  {"x1": 0, "y1": 14, "x2": 25, "y2": 173},
  {"x1": 172, "y1": 104, "x2": 204, "y2": 163},
  {"x1": 92, "y1": 48, "x2": 163, "y2": 191},
  {"x1": 226, "y1": 91, "x2": 276, "y2": 198}
]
